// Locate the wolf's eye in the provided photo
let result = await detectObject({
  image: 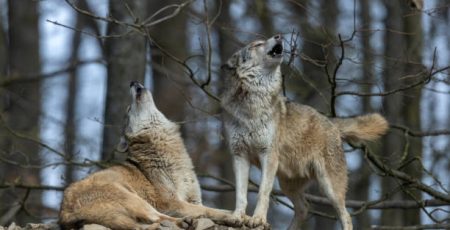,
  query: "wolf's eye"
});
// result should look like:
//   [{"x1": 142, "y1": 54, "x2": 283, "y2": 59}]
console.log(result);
[{"x1": 253, "y1": 42, "x2": 264, "y2": 48}]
